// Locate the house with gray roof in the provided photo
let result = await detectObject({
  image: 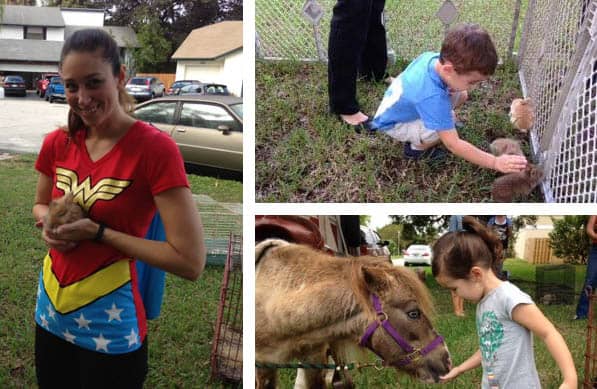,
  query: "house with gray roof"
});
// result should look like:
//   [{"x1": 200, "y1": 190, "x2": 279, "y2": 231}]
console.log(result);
[{"x1": 0, "y1": 5, "x2": 138, "y2": 89}]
